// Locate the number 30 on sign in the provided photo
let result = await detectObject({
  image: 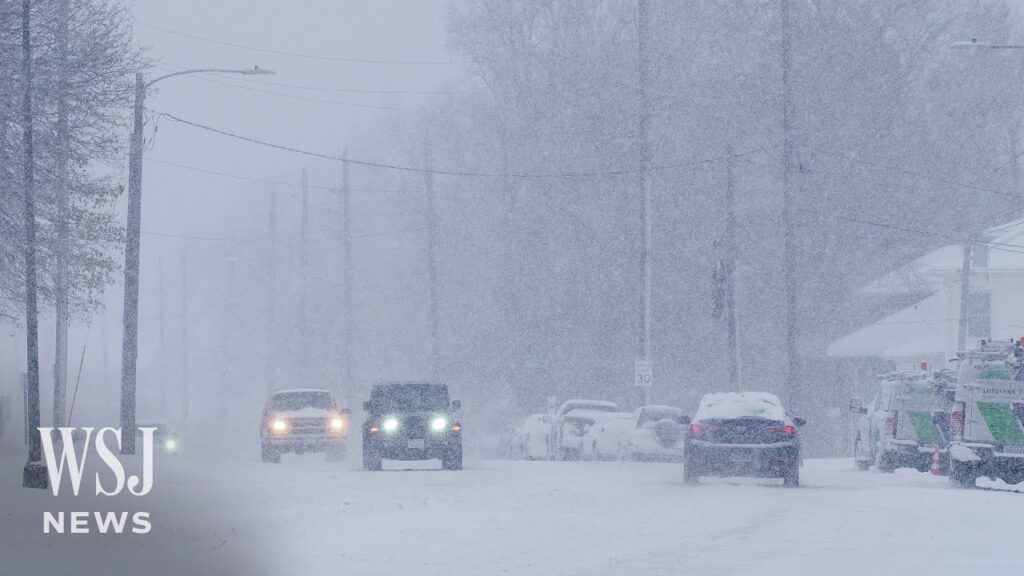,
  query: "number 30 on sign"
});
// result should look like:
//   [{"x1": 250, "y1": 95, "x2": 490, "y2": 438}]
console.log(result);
[{"x1": 634, "y1": 360, "x2": 652, "y2": 387}]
